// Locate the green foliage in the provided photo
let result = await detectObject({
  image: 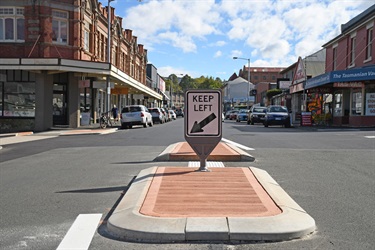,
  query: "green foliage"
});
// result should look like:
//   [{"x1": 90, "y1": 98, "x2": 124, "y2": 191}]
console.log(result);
[
  {"x1": 168, "y1": 74, "x2": 223, "y2": 92},
  {"x1": 266, "y1": 89, "x2": 282, "y2": 99}
]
